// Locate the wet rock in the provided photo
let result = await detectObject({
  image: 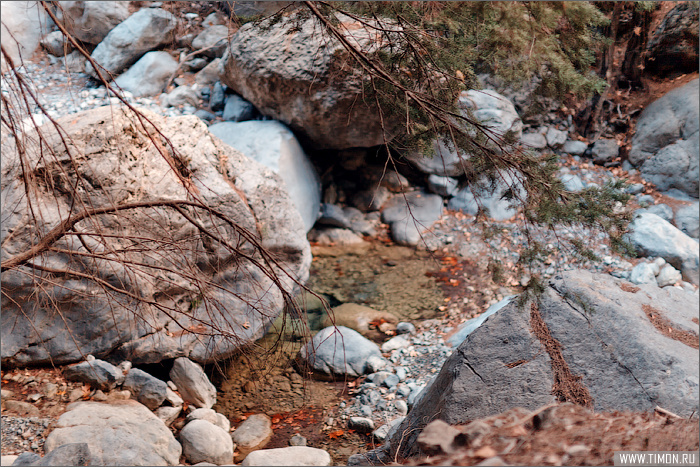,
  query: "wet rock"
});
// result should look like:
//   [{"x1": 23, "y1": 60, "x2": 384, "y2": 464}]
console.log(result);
[
  {"x1": 222, "y1": 94, "x2": 256, "y2": 122},
  {"x1": 63, "y1": 359, "x2": 123, "y2": 392},
  {"x1": 170, "y1": 358, "x2": 217, "y2": 409},
  {"x1": 591, "y1": 139, "x2": 619, "y2": 164},
  {"x1": 192, "y1": 25, "x2": 229, "y2": 58},
  {"x1": 44, "y1": 400, "x2": 181, "y2": 466},
  {"x1": 180, "y1": 419, "x2": 234, "y2": 465},
  {"x1": 209, "y1": 120, "x2": 321, "y2": 232},
  {"x1": 231, "y1": 414, "x2": 273, "y2": 461},
  {"x1": 55, "y1": 1, "x2": 130, "y2": 45},
  {"x1": 626, "y1": 212, "x2": 699, "y2": 284},
  {"x1": 299, "y1": 326, "x2": 382, "y2": 377},
  {"x1": 241, "y1": 446, "x2": 331, "y2": 466},
  {"x1": 86, "y1": 8, "x2": 178, "y2": 78}
]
